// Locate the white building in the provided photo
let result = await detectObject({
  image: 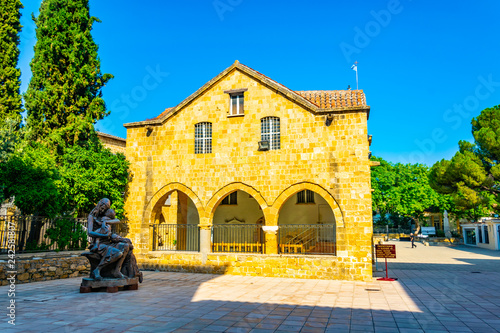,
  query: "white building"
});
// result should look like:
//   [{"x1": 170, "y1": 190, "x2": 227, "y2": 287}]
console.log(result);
[{"x1": 461, "y1": 218, "x2": 500, "y2": 250}]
